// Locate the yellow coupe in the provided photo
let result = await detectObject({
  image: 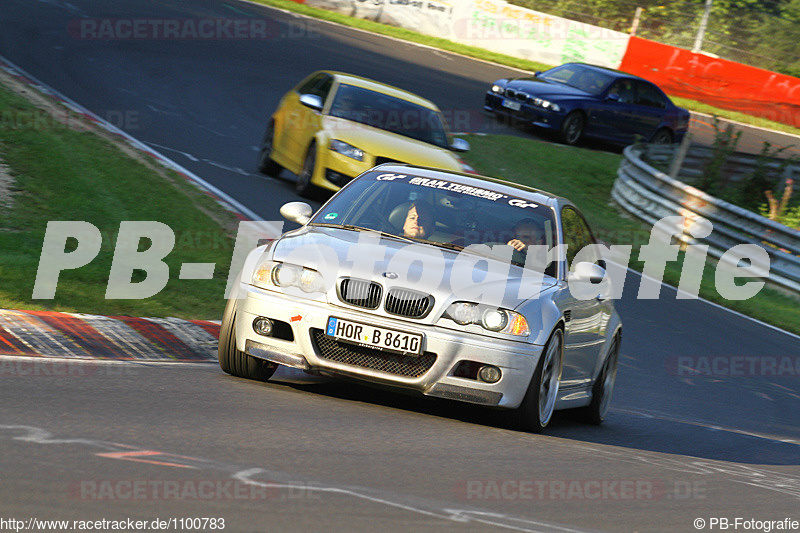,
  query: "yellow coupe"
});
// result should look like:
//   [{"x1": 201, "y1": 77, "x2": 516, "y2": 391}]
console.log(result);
[{"x1": 258, "y1": 71, "x2": 470, "y2": 196}]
